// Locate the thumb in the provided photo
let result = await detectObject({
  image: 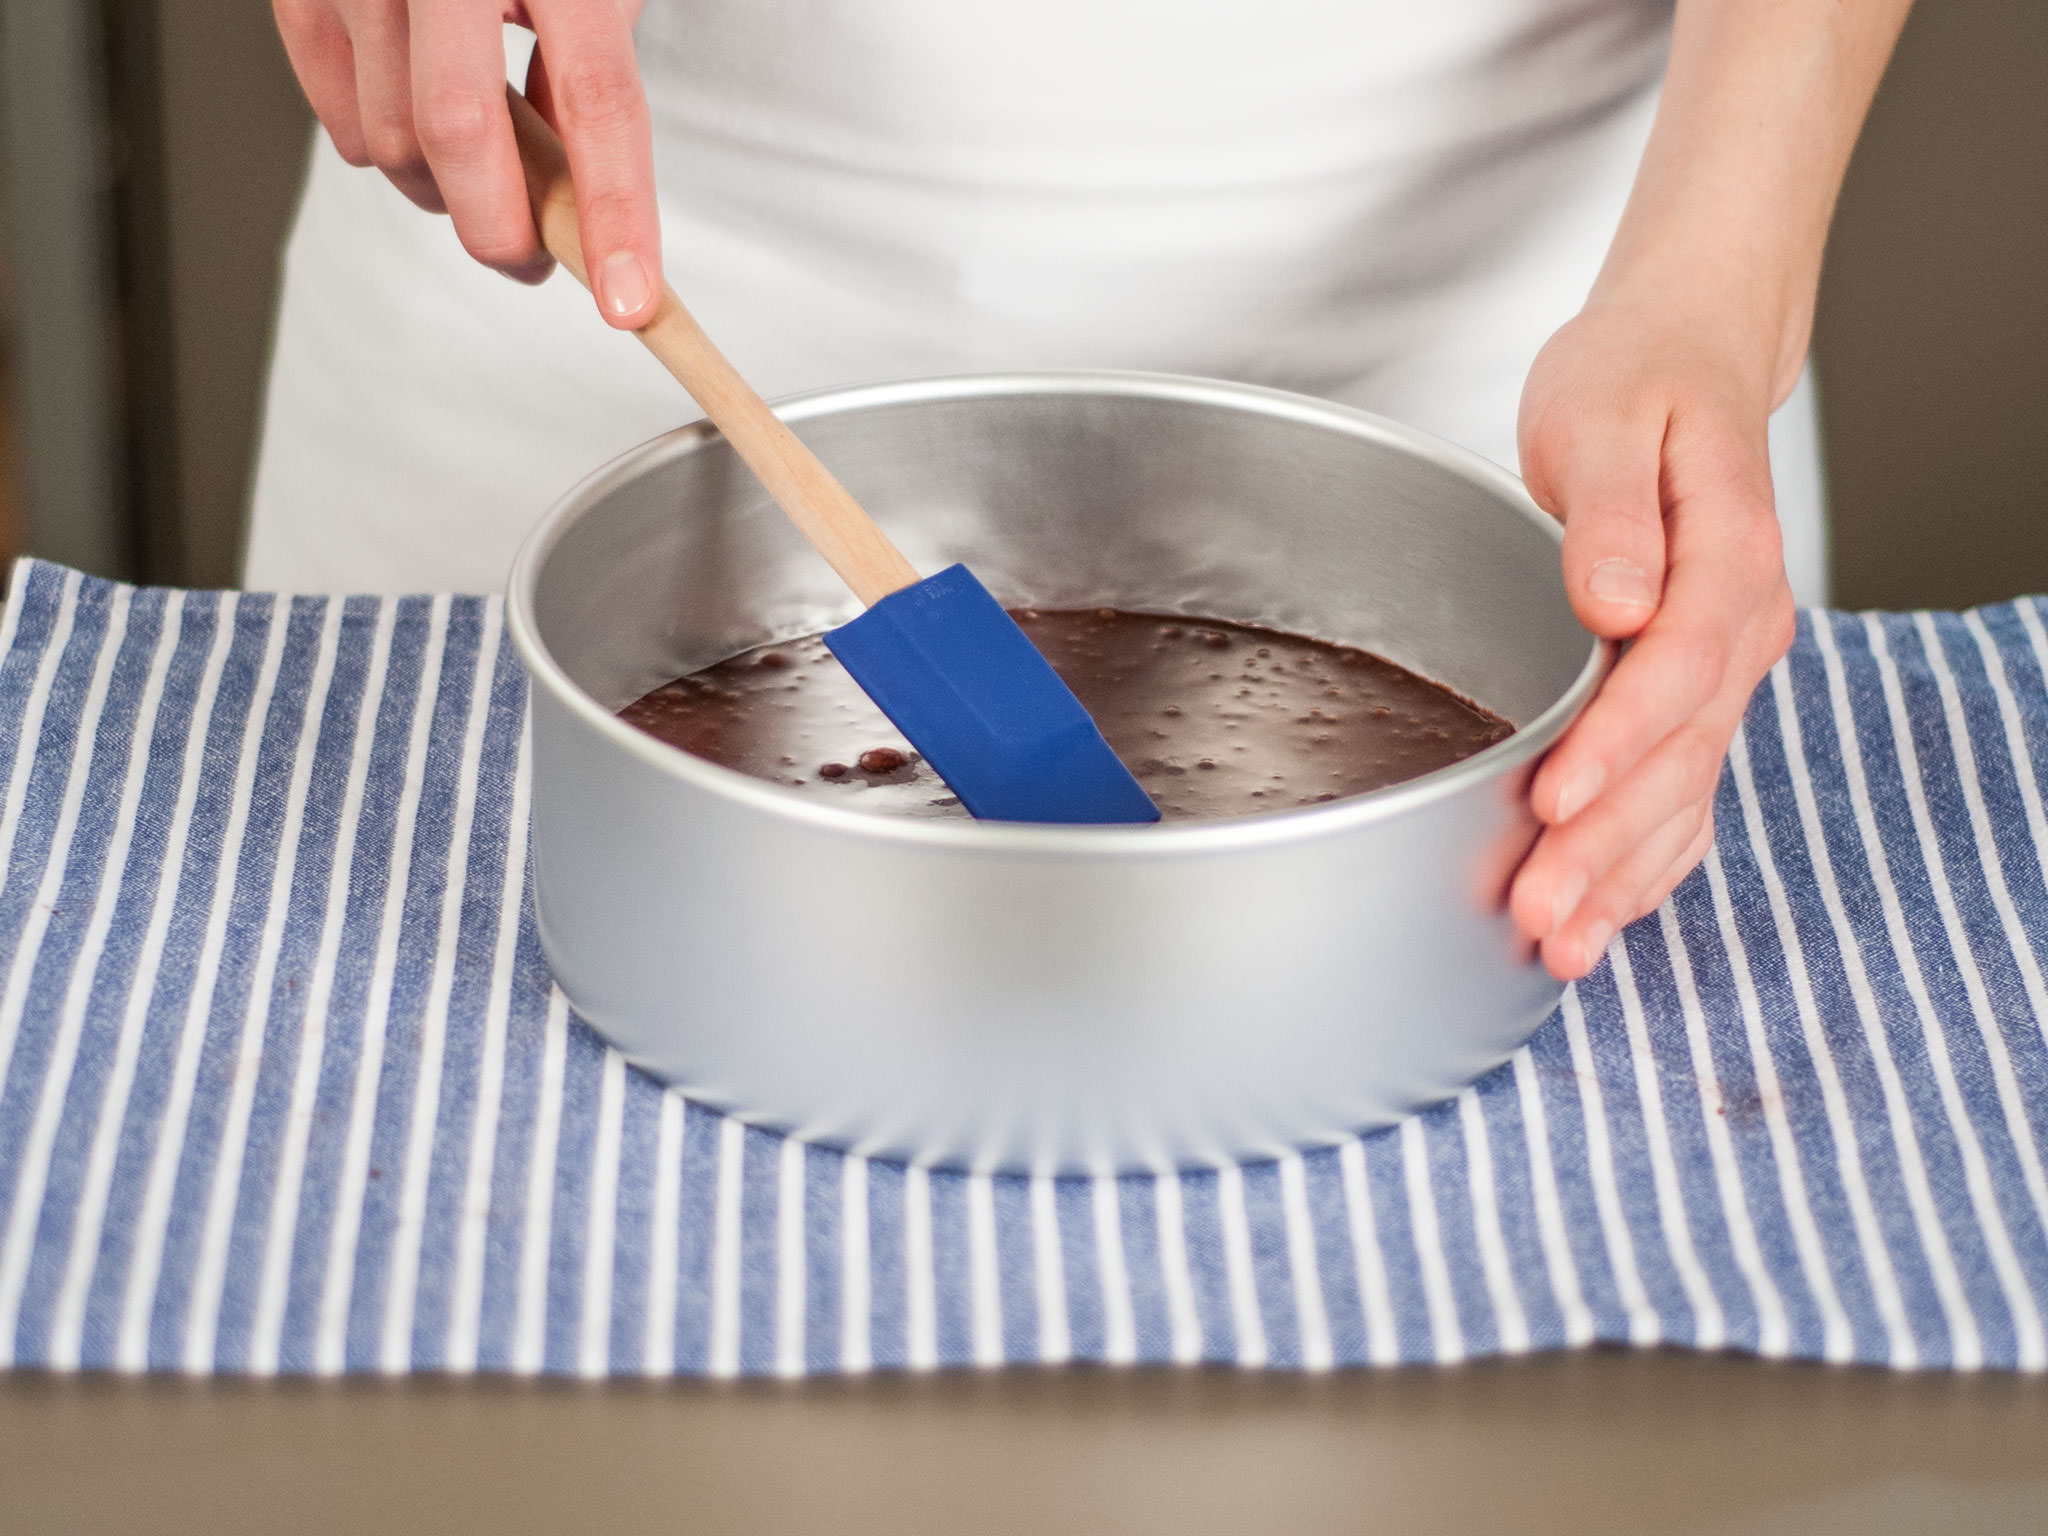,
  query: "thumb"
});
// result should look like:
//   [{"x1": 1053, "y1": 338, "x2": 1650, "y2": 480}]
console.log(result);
[
  {"x1": 1520, "y1": 393, "x2": 1670, "y2": 641},
  {"x1": 523, "y1": 10, "x2": 662, "y2": 330}
]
